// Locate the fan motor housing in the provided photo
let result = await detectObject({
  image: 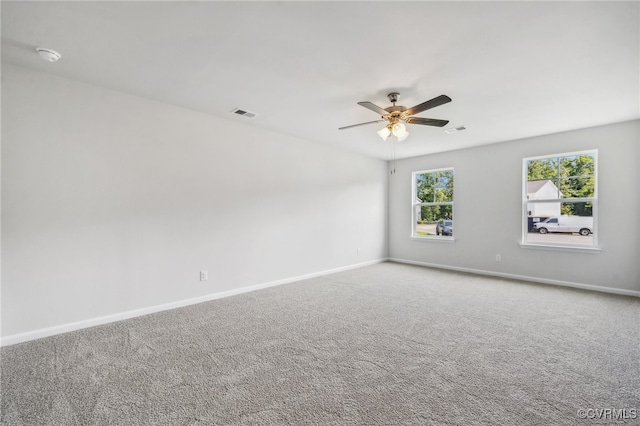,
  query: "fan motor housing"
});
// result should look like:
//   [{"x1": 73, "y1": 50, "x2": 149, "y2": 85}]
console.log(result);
[{"x1": 384, "y1": 106, "x2": 406, "y2": 114}]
